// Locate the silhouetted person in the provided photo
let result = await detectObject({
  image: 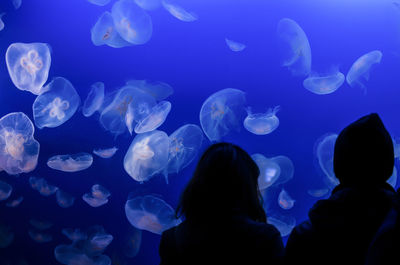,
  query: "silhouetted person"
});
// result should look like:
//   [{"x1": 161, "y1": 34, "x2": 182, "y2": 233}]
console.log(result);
[
  {"x1": 285, "y1": 113, "x2": 397, "y2": 265},
  {"x1": 159, "y1": 143, "x2": 284, "y2": 265}
]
